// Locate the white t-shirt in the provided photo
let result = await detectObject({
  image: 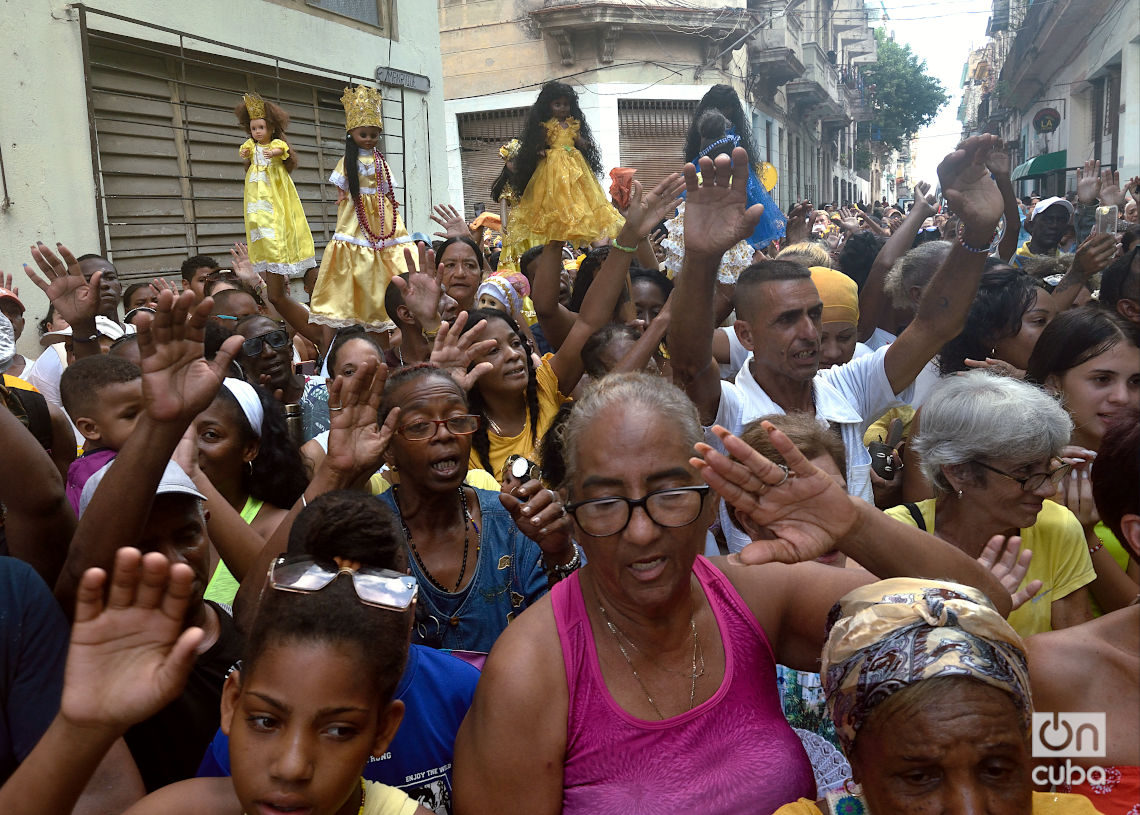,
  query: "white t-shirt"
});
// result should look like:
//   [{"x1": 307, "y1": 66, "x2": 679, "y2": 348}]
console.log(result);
[
  {"x1": 27, "y1": 345, "x2": 85, "y2": 446},
  {"x1": 709, "y1": 345, "x2": 914, "y2": 553}
]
